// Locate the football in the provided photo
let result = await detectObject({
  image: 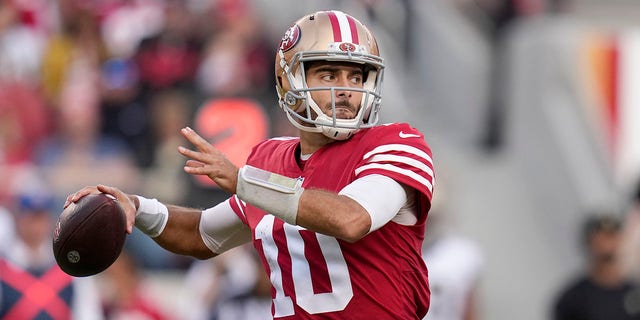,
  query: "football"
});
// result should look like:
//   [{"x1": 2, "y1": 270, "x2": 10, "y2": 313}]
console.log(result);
[{"x1": 52, "y1": 193, "x2": 126, "y2": 277}]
